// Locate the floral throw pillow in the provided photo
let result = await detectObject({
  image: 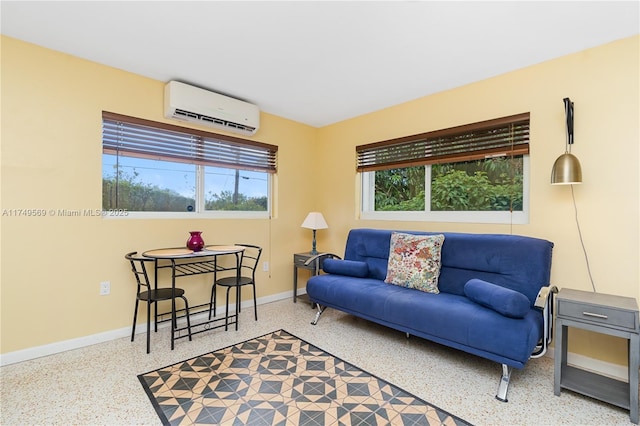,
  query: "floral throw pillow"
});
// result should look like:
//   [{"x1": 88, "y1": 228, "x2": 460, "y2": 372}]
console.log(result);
[{"x1": 384, "y1": 232, "x2": 445, "y2": 293}]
